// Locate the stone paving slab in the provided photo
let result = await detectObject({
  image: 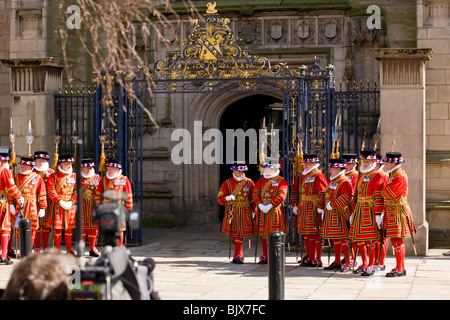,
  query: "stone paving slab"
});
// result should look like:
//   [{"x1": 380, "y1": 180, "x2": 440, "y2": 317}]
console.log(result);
[
  {"x1": 0, "y1": 225, "x2": 450, "y2": 302},
  {"x1": 127, "y1": 226, "x2": 450, "y2": 301}
]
